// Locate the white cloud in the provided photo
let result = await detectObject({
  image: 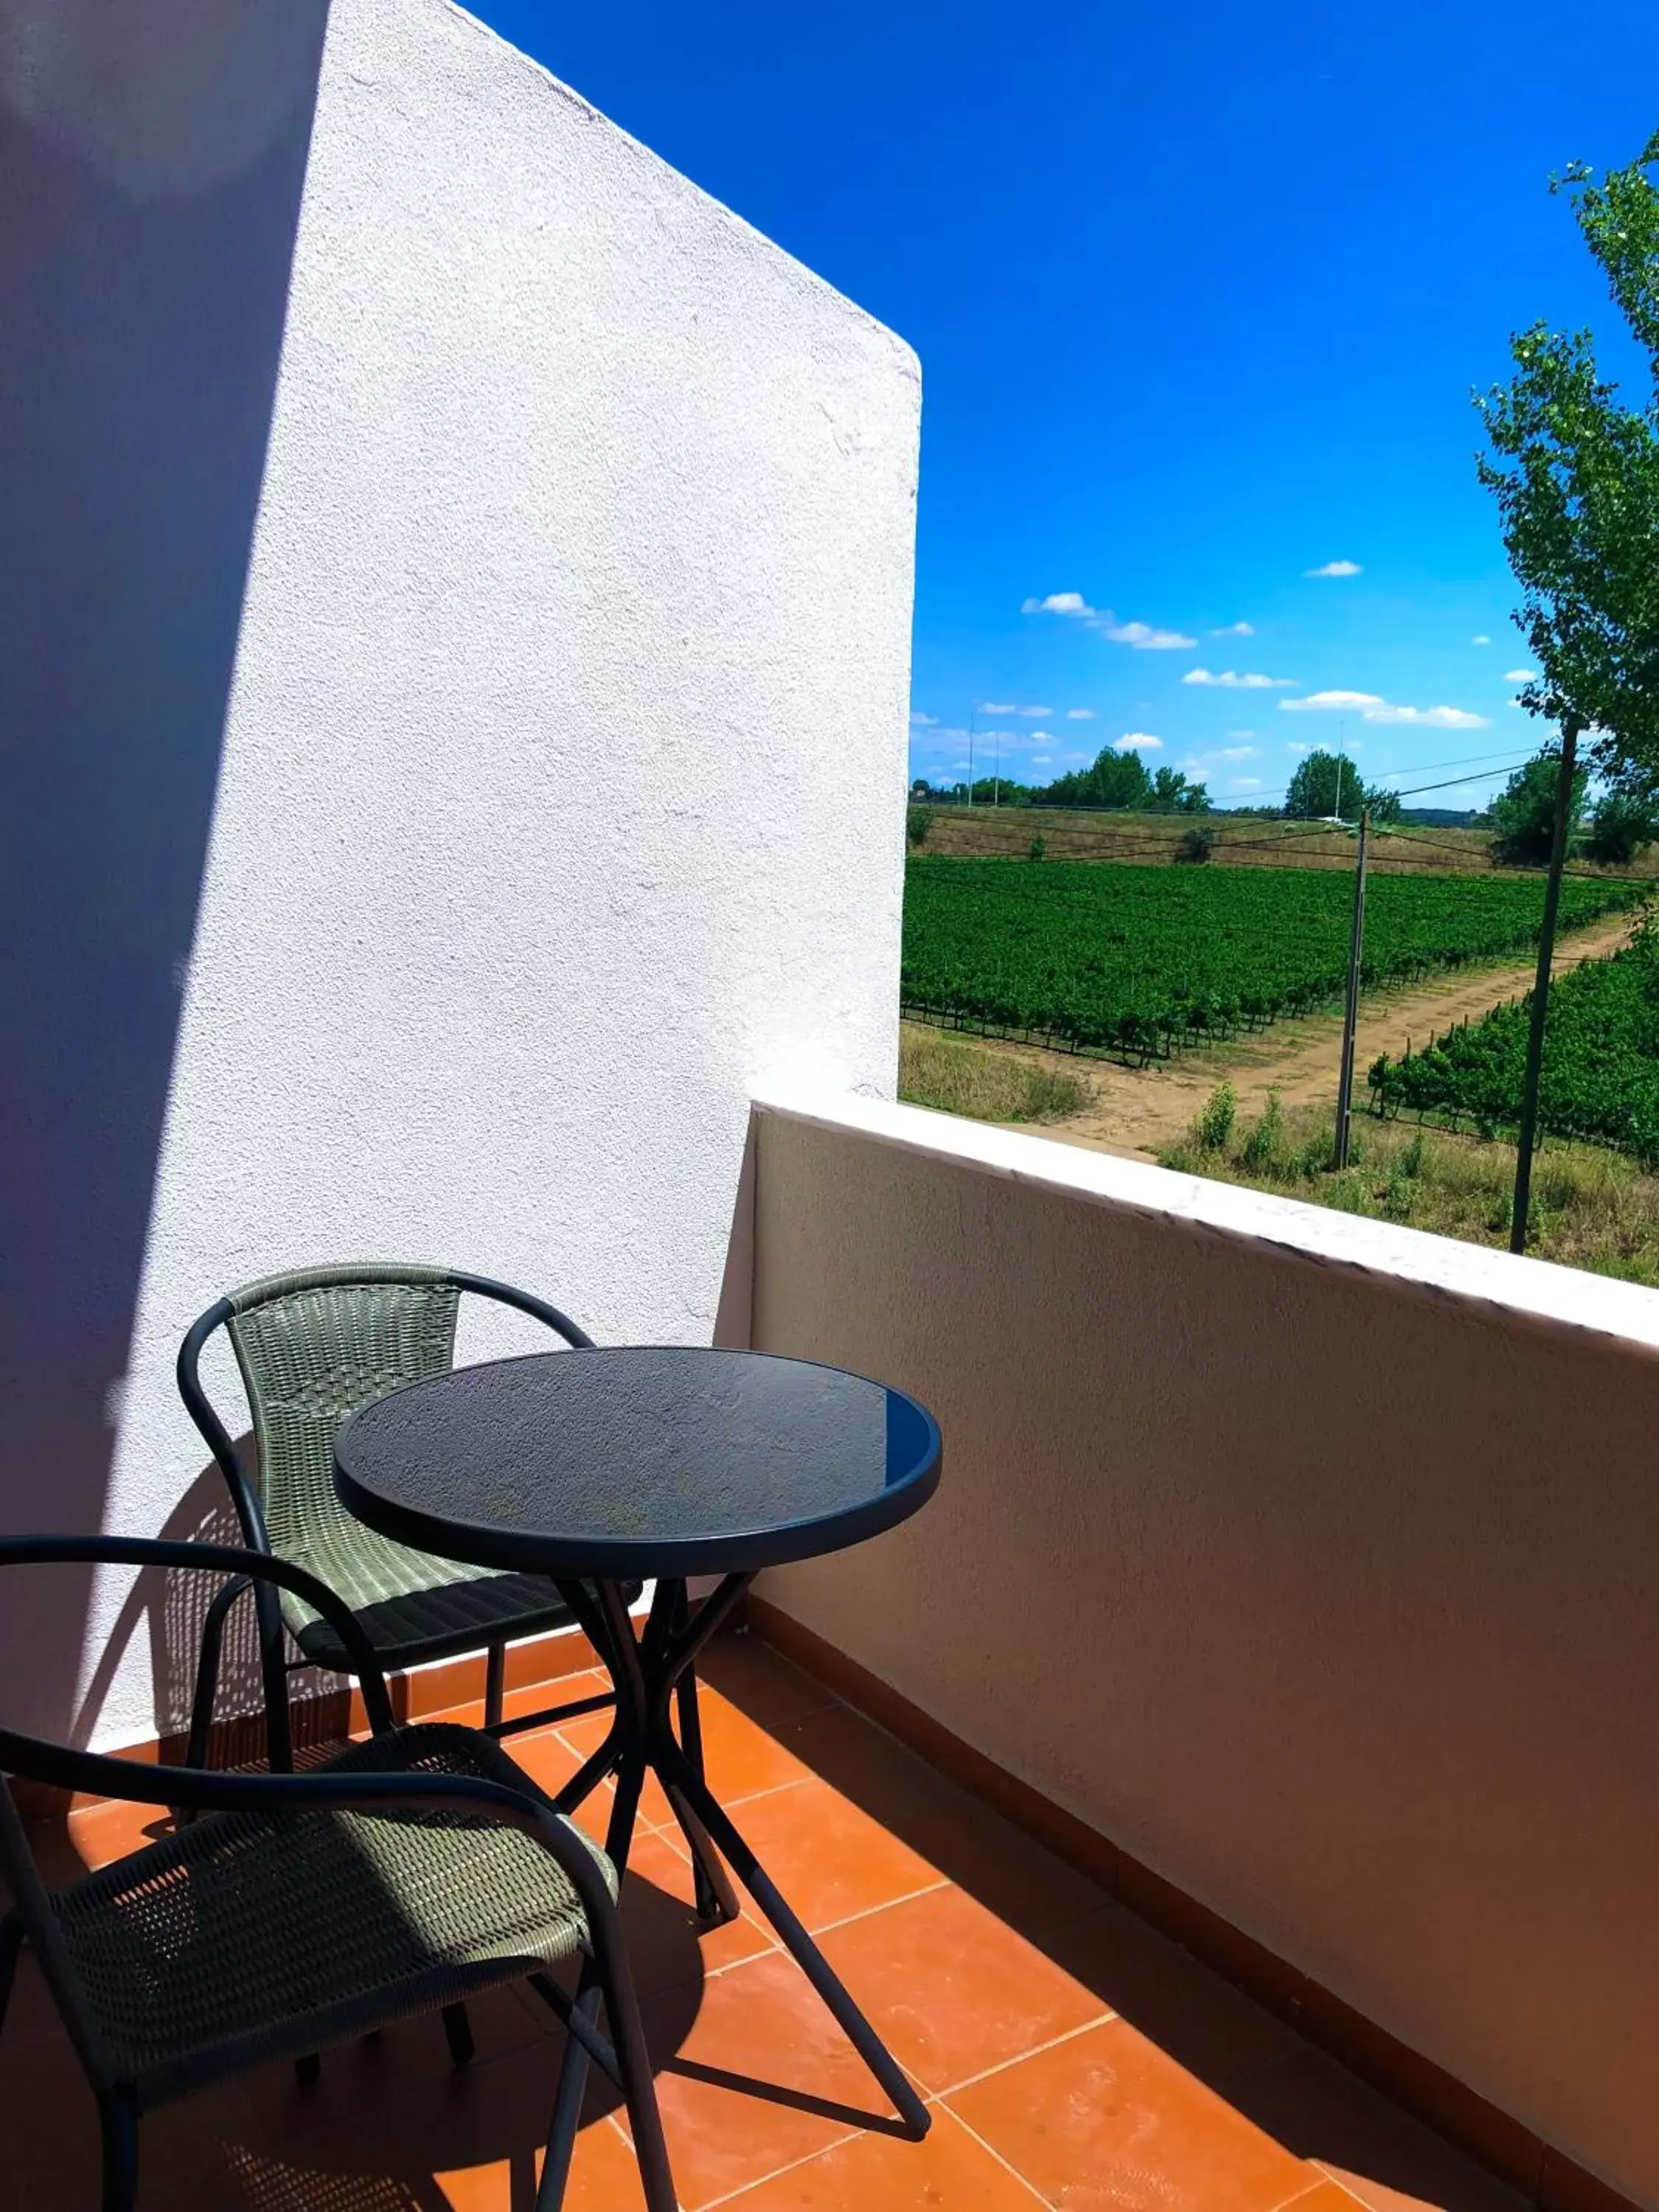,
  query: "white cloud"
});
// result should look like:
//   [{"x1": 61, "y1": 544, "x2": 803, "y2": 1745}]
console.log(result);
[
  {"x1": 1210, "y1": 621, "x2": 1256, "y2": 637},
  {"x1": 1017, "y1": 704, "x2": 1052, "y2": 717},
  {"x1": 1022, "y1": 592, "x2": 1195, "y2": 650},
  {"x1": 1114, "y1": 731, "x2": 1164, "y2": 751},
  {"x1": 1472, "y1": 635, "x2": 1492, "y2": 647},
  {"x1": 1021, "y1": 591, "x2": 1092, "y2": 616},
  {"x1": 1032, "y1": 754, "x2": 1052, "y2": 765},
  {"x1": 1101, "y1": 616, "x2": 1197, "y2": 650},
  {"x1": 1366, "y1": 703, "x2": 1489, "y2": 728},
  {"x1": 1505, "y1": 667, "x2": 1540, "y2": 683},
  {"x1": 1026, "y1": 731, "x2": 1052, "y2": 742},
  {"x1": 1183, "y1": 669, "x2": 1298, "y2": 689},
  {"x1": 1226, "y1": 728, "x2": 1257, "y2": 739},
  {"x1": 1230, "y1": 777, "x2": 1264, "y2": 790},
  {"x1": 1304, "y1": 560, "x2": 1362, "y2": 578},
  {"x1": 1284, "y1": 740, "x2": 1312, "y2": 754},
  {"x1": 1219, "y1": 745, "x2": 1256, "y2": 760},
  {"x1": 980, "y1": 701, "x2": 1018, "y2": 714},
  {"x1": 1280, "y1": 689, "x2": 1386, "y2": 712},
  {"x1": 1066, "y1": 708, "x2": 1097, "y2": 720},
  {"x1": 909, "y1": 710, "x2": 939, "y2": 726}
]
